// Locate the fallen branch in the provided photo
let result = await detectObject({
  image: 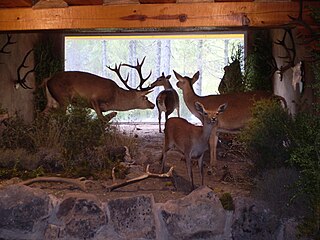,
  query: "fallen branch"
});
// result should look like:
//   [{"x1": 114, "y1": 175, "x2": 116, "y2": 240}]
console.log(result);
[
  {"x1": 19, "y1": 176, "x2": 89, "y2": 192},
  {"x1": 105, "y1": 164, "x2": 174, "y2": 192}
]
